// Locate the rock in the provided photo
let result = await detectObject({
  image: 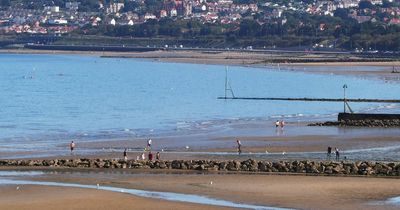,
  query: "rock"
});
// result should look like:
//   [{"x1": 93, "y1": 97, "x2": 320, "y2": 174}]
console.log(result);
[
  {"x1": 171, "y1": 160, "x2": 181, "y2": 169},
  {"x1": 219, "y1": 162, "x2": 227, "y2": 170}
]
